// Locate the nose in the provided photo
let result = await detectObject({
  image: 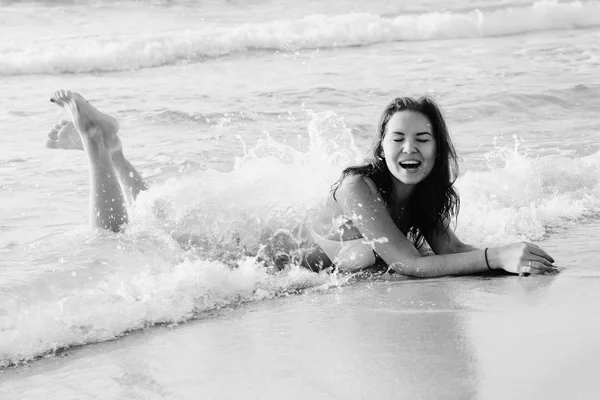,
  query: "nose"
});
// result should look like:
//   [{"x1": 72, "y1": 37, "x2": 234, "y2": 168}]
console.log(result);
[{"x1": 401, "y1": 139, "x2": 417, "y2": 154}]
